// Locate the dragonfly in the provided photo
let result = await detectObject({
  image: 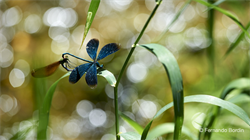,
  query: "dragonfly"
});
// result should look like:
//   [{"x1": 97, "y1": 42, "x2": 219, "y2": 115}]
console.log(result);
[
  {"x1": 32, "y1": 38, "x2": 120, "y2": 88},
  {"x1": 67, "y1": 38, "x2": 120, "y2": 88}
]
